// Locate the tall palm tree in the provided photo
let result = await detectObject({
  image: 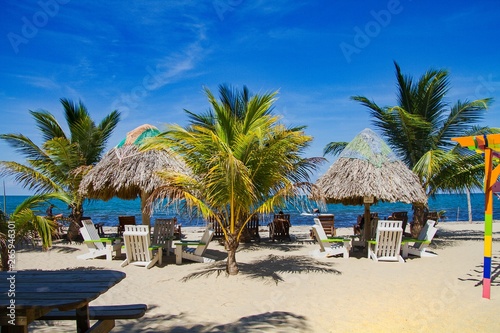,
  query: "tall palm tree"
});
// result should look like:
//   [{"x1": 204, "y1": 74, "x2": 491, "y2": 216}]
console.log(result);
[
  {"x1": 144, "y1": 85, "x2": 322, "y2": 275},
  {"x1": 0, "y1": 99, "x2": 120, "y2": 255},
  {"x1": 324, "y1": 62, "x2": 495, "y2": 236}
]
